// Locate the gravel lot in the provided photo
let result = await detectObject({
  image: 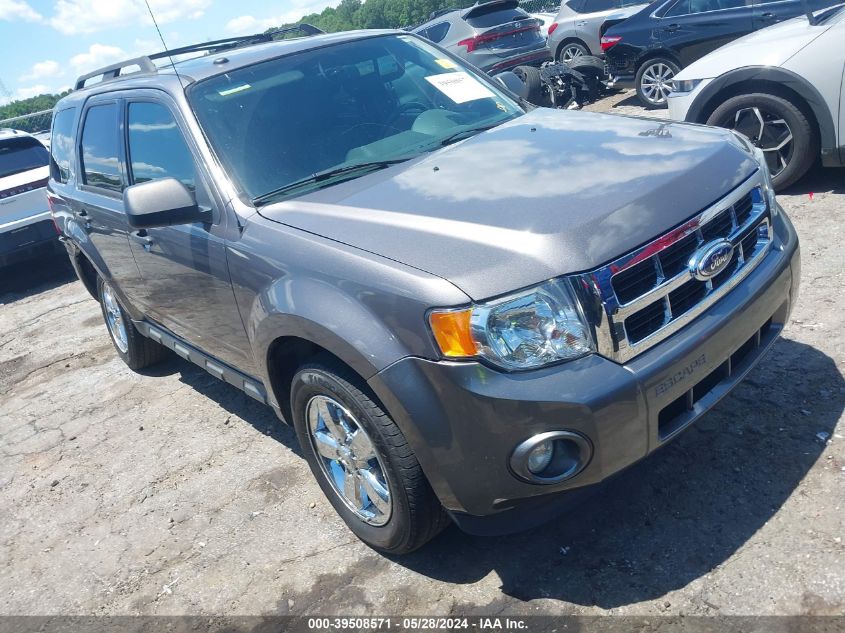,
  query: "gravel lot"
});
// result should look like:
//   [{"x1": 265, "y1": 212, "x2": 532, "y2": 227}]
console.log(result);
[{"x1": 1, "y1": 92, "x2": 844, "y2": 618}]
